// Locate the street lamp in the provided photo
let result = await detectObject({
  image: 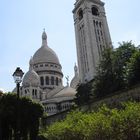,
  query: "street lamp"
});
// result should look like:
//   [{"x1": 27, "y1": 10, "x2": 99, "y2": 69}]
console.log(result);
[{"x1": 13, "y1": 67, "x2": 24, "y2": 98}]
